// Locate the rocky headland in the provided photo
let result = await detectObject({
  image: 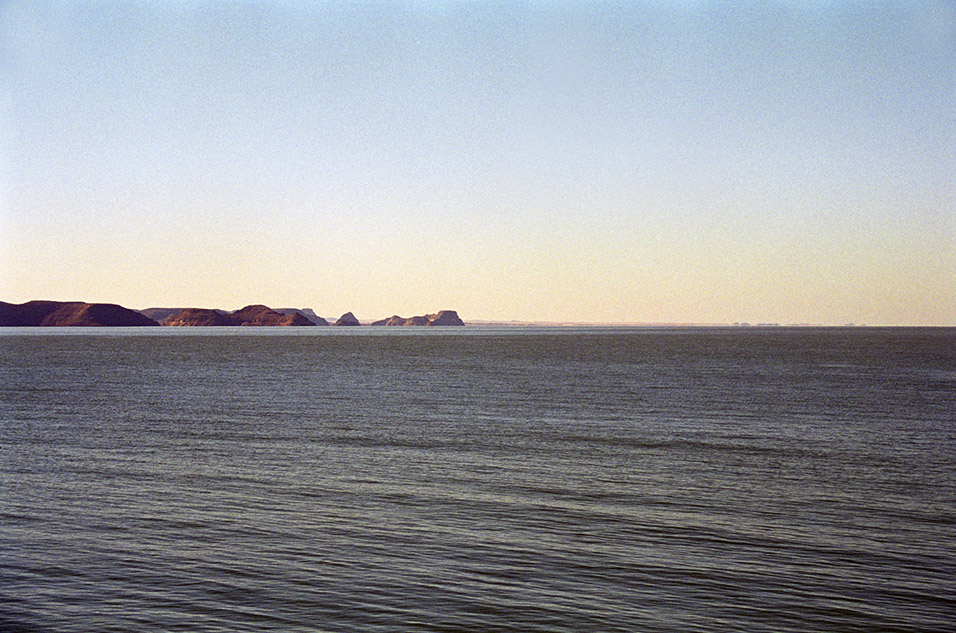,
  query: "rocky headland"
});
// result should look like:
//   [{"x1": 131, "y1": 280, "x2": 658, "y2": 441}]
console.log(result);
[{"x1": 0, "y1": 301, "x2": 159, "y2": 327}]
